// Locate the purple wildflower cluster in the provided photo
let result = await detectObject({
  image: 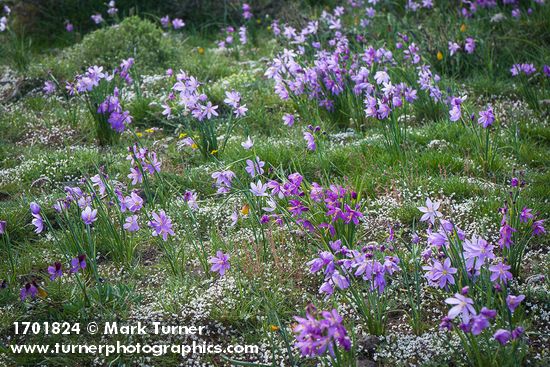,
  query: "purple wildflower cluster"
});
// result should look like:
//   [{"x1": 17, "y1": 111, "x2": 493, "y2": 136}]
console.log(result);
[
  {"x1": 126, "y1": 143, "x2": 162, "y2": 185},
  {"x1": 415, "y1": 195, "x2": 535, "y2": 349},
  {"x1": 160, "y1": 15, "x2": 185, "y2": 30},
  {"x1": 308, "y1": 240, "x2": 400, "y2": 297},
  {"x1": 459, "y1": 0, "x2": 546, "y2": 18},
  {"x1": 217, "y1": 25, "x2": 248, "y2": 50},
  {"x1": 161, "y1": 71, "x2": 247, "y2": 124},
  {"x1": 0, "y1": 5, "x2": 9, "y2": 32},
  {"x1": 65, "y1": 59, "x2": 135, "y2": 133},
  {"x1": 293, "y1": 304, "x2": 351, "y2": 357},
  {"x1": 20, "y1": 254, "x2": 86, "y2": 301}
]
